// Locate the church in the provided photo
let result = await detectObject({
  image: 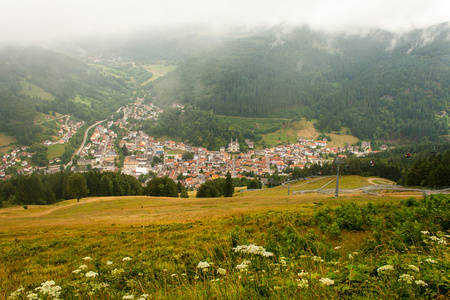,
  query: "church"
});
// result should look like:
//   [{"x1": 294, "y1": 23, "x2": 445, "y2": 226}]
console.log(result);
[{"x1": 227, "y1": 138, "x2": 240, "y2": 152}]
